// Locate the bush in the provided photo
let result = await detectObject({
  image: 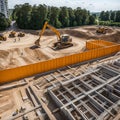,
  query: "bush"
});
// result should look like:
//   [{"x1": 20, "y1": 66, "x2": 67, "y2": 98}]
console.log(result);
[
  {"x1": 110, "y1": 22, "x2": 120, "y2": 27},
  {"x1": 0, "y1": 13, "x2": 11, "y2": 30},
  {"x1": 99, "y1": 21, "x2": 120, "y2": 27}
]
